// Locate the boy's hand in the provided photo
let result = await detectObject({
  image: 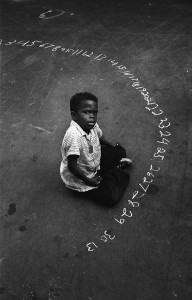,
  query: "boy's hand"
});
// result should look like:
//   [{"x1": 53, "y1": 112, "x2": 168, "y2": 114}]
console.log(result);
[{"x1": 87, "y1": 176, "x2": 102, "y2": 187}]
